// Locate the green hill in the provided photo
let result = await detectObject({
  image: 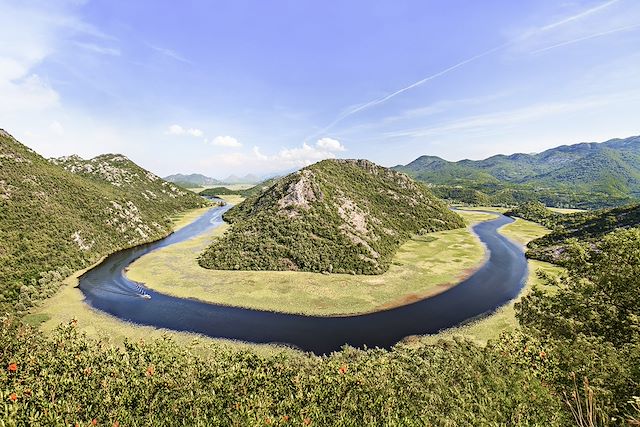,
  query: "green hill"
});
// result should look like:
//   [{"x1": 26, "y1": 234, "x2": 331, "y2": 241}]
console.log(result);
[
  {"x1": 506, "y1": 200, "x2": 640, "y2": 263},
  {"x1": 199, "y1": 159, "x2": 464, "y2": 275},
  {"x1": 164, "y1": 173, "x2": 220, "y2": 186},
  {"x1": 504, "y1": 201, "x2": 562, "y2": 229},
  {"x1": 395, "y1": 135, "x2": 640, "y2": 207},
  {"x1": 0, "y1": 130, "x2": 207, "y2": 313}
]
